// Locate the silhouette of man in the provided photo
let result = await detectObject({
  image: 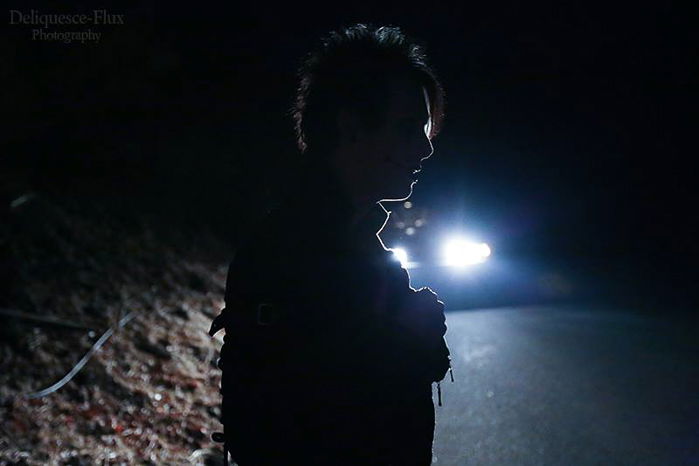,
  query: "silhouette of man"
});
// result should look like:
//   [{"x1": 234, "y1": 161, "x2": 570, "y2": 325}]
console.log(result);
[{"x1": 210, "y1": 23, "x2": 451, "y2": 465}]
